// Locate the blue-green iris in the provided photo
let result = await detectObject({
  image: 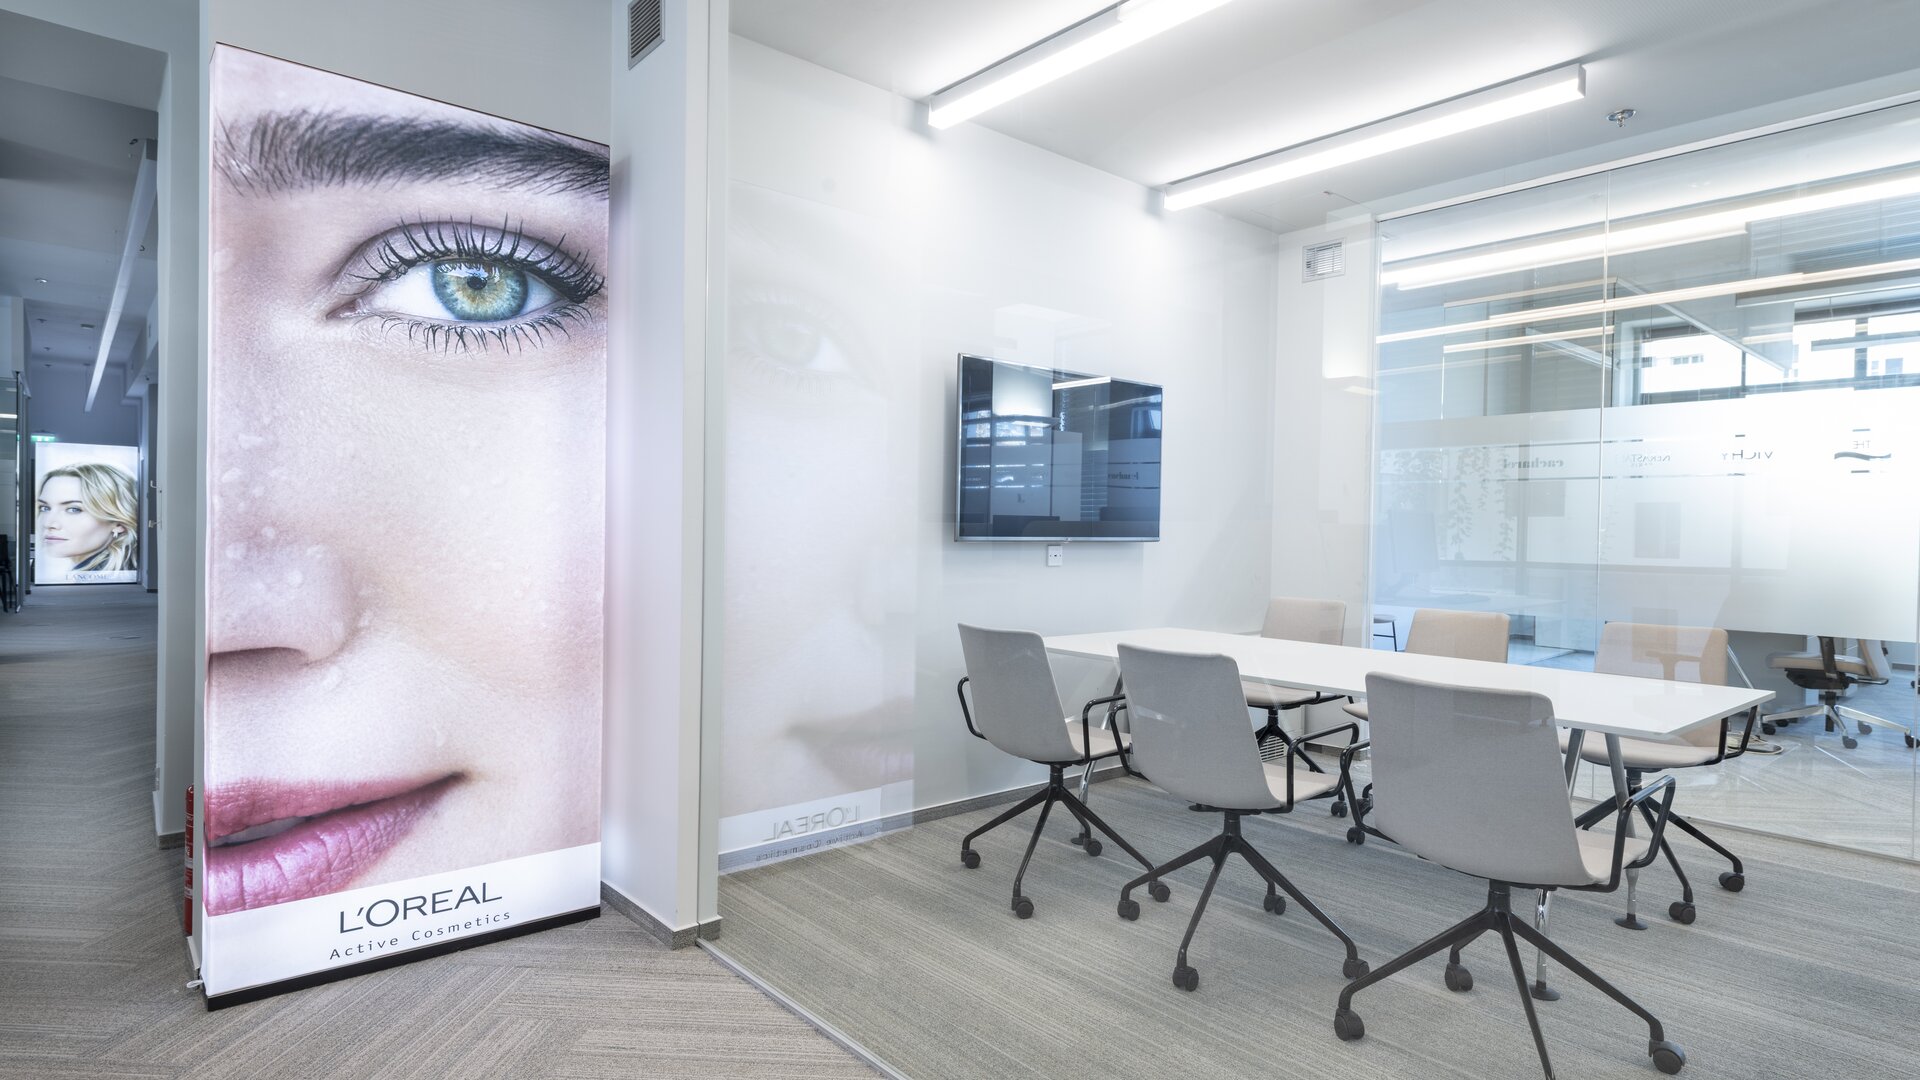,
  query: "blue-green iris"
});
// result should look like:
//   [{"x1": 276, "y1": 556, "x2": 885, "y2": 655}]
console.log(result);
[{"x1": 431, "y1": 260, "x2": 528, "y2": 322}]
